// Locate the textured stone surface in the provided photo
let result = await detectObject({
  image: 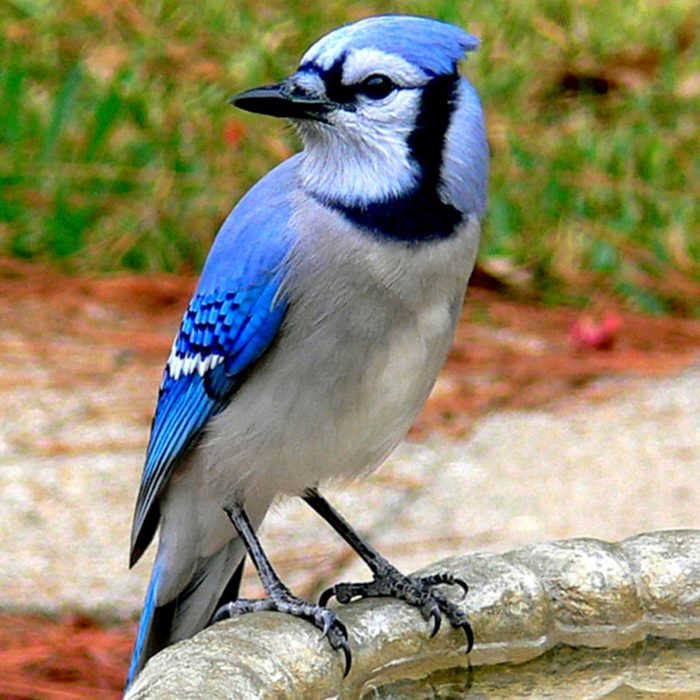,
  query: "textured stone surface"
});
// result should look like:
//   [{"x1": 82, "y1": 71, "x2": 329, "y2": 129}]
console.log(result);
[
  {"x1": 506, "y1": 538, "x2": 644, "y2": 646},
  {"x1": 127, "y1": 530, "x2": 700, "y2": 699},
  {"x1": 621, "y1": 530, "x2": 700, "y2": 635}
]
